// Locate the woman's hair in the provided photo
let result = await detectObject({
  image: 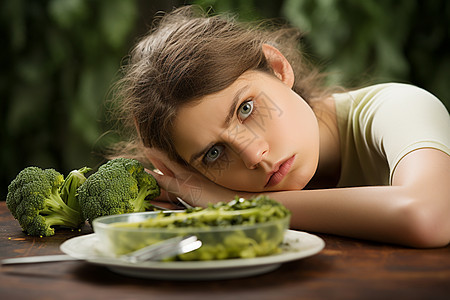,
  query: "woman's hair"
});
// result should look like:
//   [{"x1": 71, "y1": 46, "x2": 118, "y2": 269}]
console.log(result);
[{"x1": 111, "y1": 5, "x2": 330, "y2": 166}]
